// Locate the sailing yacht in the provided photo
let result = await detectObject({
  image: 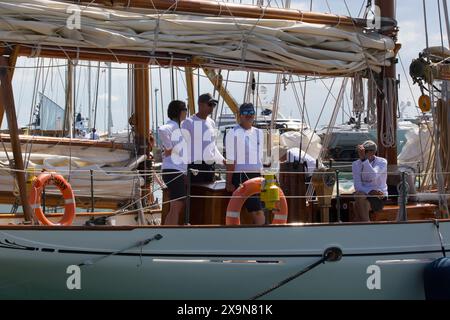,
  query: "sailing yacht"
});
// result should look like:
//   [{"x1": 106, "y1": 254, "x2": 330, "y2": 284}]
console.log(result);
[
  {"x1": 0, "y1": 0, "x2": 448, "y2": 300},
  {"x1": 318, "y1": 118, "x2": 417, "y2": 162}
]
